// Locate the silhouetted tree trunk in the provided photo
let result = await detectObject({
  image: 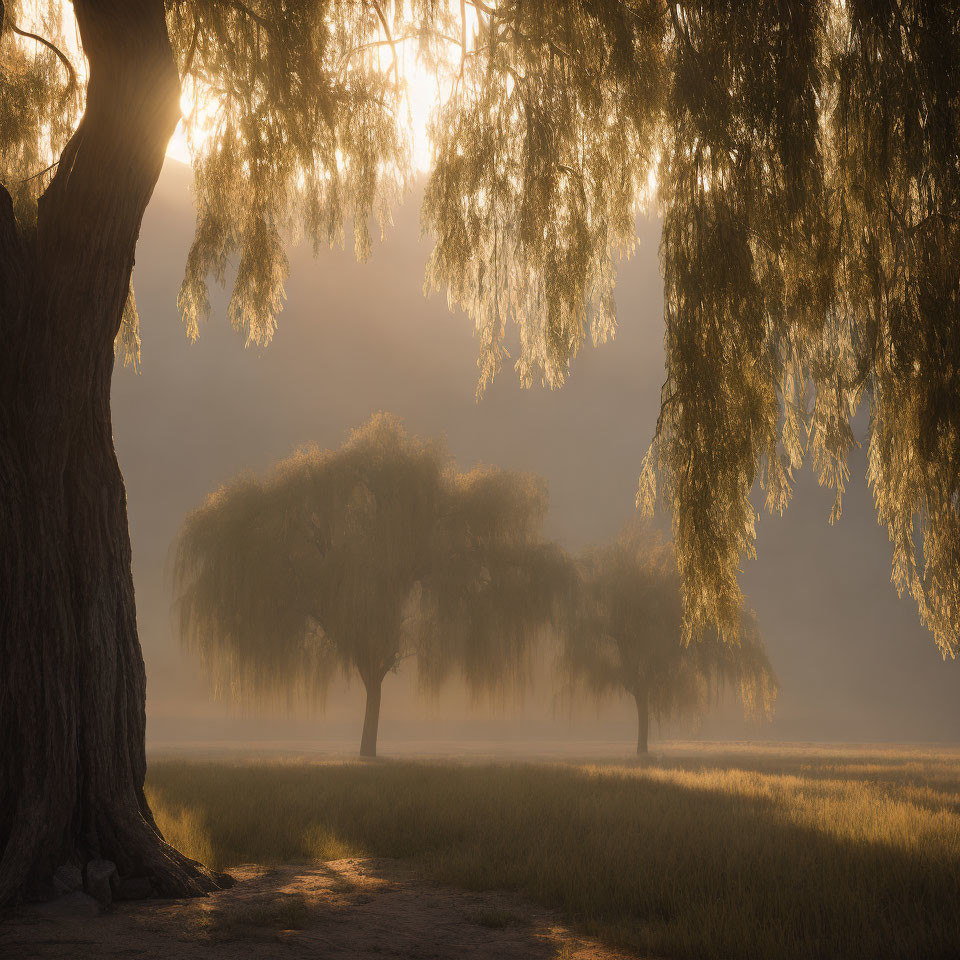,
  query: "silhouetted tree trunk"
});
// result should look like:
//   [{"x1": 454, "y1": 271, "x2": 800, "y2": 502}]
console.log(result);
[
  {"x1": 0, "y1": 0, "x2": 221, "y2": 905},
  {"x1": 635, "y1": 686, "x2": 650, "y2": 756},
  {"x1": 359, "y1": 673, "x2": 383, "y2": 758}
]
